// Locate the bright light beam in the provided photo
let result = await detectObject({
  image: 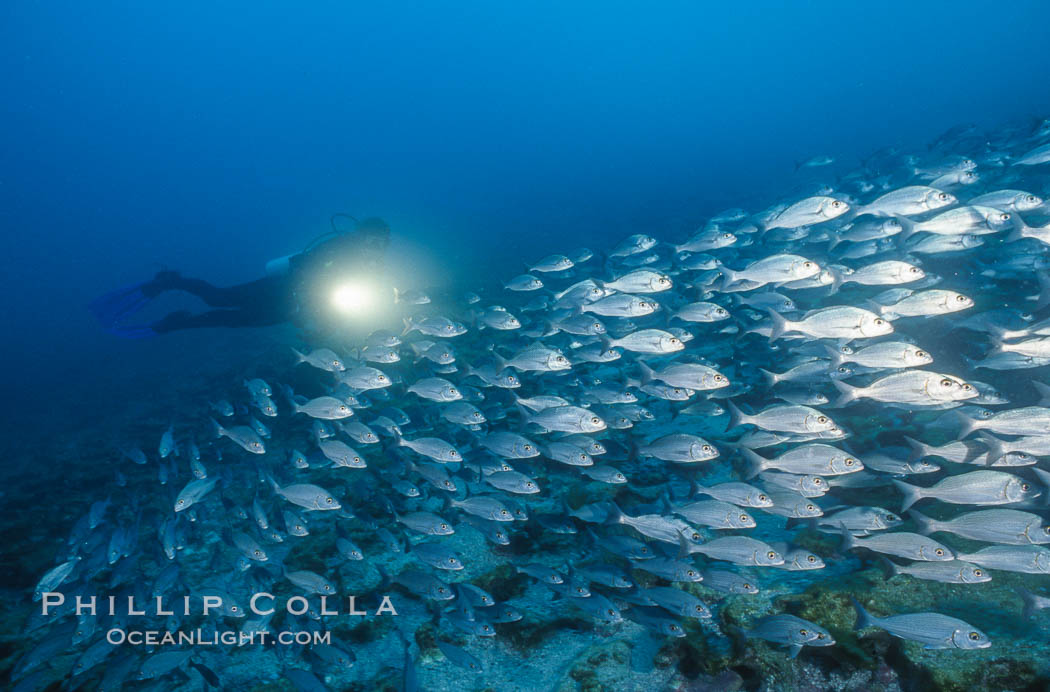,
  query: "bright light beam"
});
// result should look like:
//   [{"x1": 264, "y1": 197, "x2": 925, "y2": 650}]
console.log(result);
[{"x1": 331, "y1": 282, "x2": 376, "y2": 315}]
